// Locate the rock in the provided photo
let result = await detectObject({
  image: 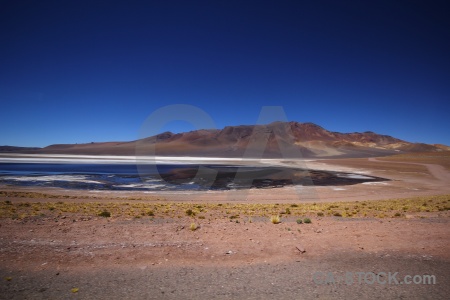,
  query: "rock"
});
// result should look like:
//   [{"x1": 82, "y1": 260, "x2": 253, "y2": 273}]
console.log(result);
[{"x1": 296, "y1": 245, "x2": 306, "y2": 253}]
